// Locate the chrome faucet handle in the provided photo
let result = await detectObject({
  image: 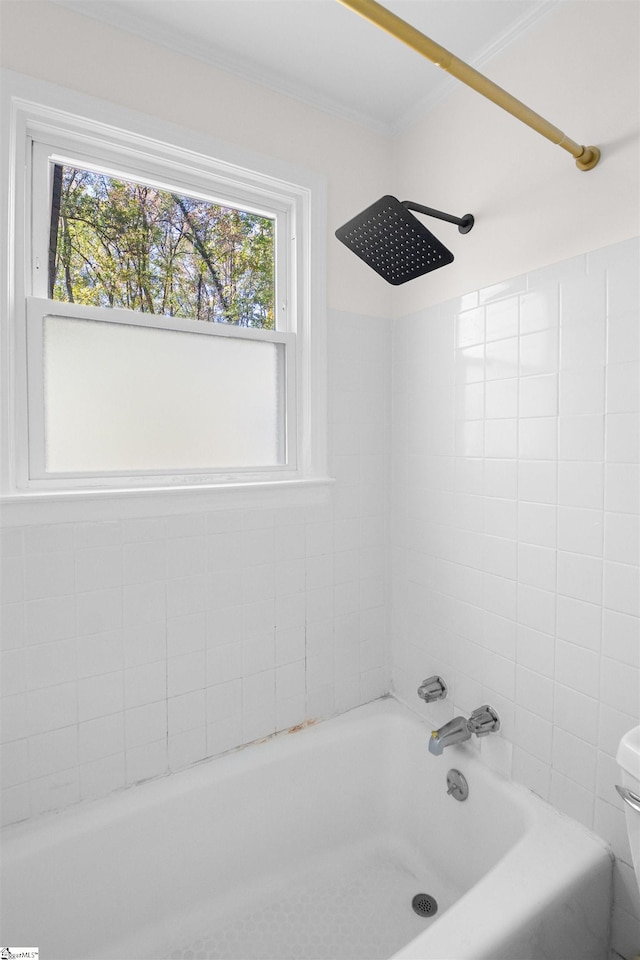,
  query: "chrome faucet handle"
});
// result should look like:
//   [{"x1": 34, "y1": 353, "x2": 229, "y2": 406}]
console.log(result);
[
  {"x1": 467, "y1": 704, "x2": 500, "y2": 737},
  {"x1": 417, "y1": 676, "x2": 448, "y2": 703}
]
